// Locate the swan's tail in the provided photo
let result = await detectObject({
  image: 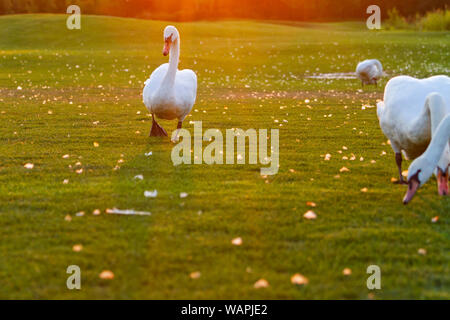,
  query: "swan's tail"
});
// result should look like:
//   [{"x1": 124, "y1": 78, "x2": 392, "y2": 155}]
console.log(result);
[{"x1": 376, "y1": 101, "x2": 385, "y2": 120}]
